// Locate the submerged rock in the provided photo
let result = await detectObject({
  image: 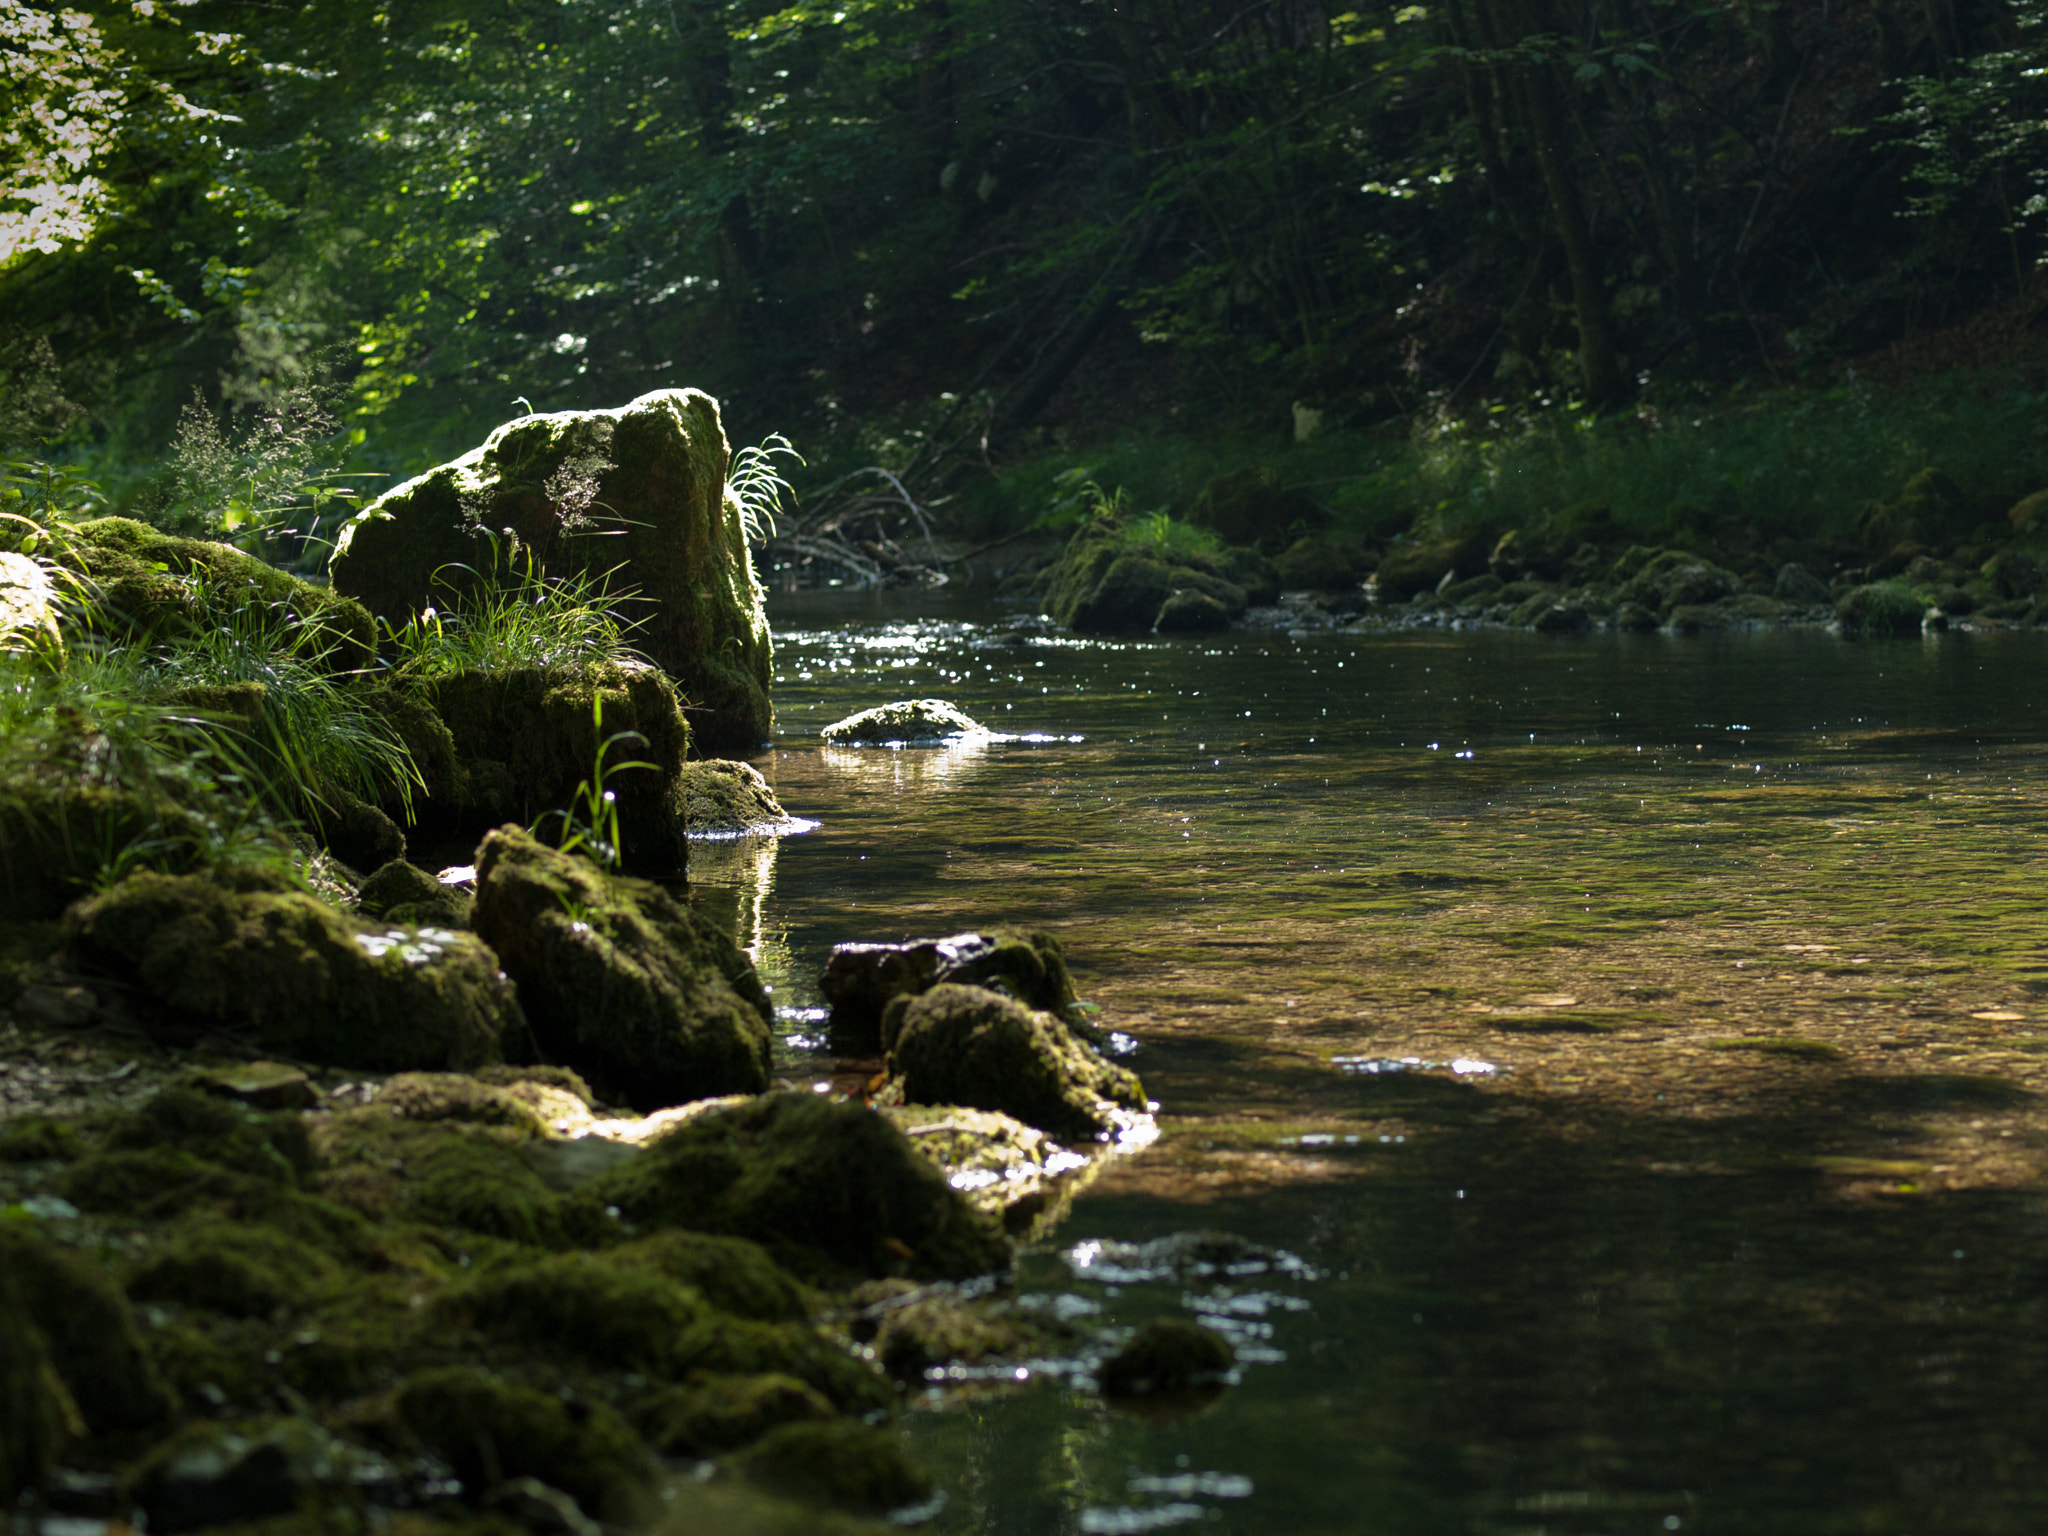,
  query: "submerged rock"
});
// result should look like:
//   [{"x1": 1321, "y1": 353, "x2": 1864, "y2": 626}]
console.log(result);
[
  {"x1": 678, "y1": 759, "x2": 799, "y2": 834},
  {"x1": 471, "y1": 826, "x2": 772, "y2": 1111},
  {"x1": 820, "y1": 929, "x2": 1076, "y2": 1049},
  {"x1": 881, "y1": 983, "x2": 1147, "y2": 1143},
  {"x1": 582, "y1": 1091, "x2": 1011, "y2": 1282},
  {"x1": 329, "y1": 389, "x2": 772, "y2": 756},
  {"x1": 820, "y1": 699, "x2": 984, "y2": 746},
  {"x1": 1098, "y1": 1318, "x2": 1234, "y2": 1398},
  {"x1": 65, "y1": 873, "x2": 521, "y2": 1071}
]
